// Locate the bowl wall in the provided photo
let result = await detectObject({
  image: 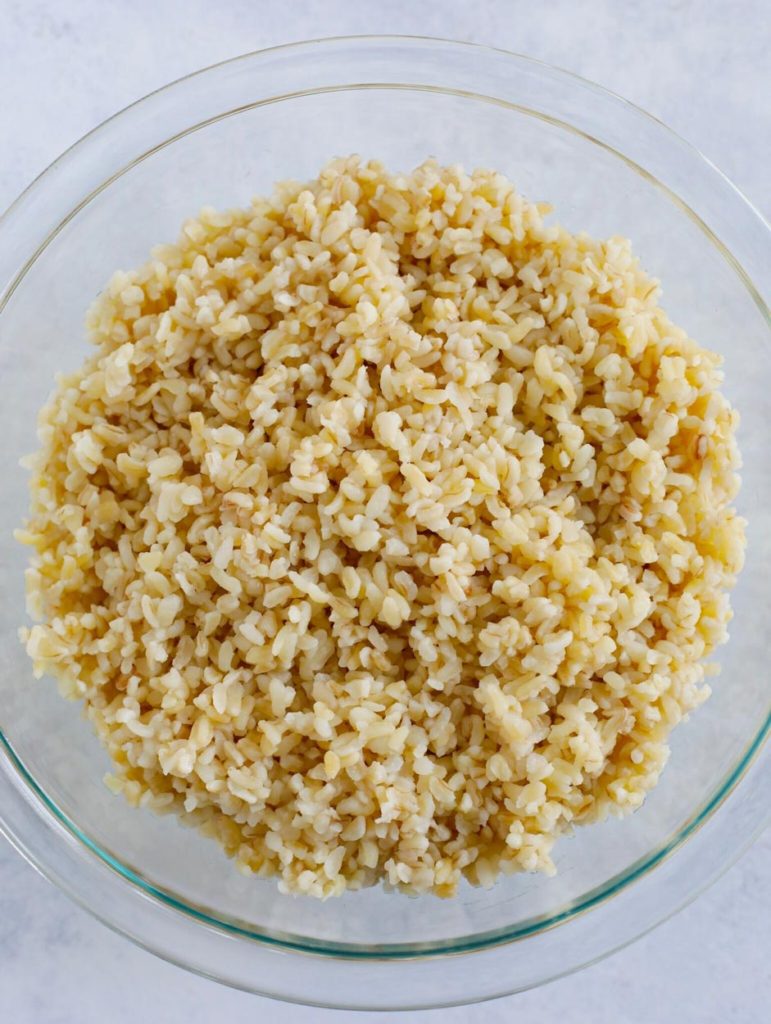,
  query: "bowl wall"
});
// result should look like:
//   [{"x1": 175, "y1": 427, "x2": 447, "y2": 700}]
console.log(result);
[{"x1": 0, "y1": 37, "x2": 768, "y2": 1005}]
